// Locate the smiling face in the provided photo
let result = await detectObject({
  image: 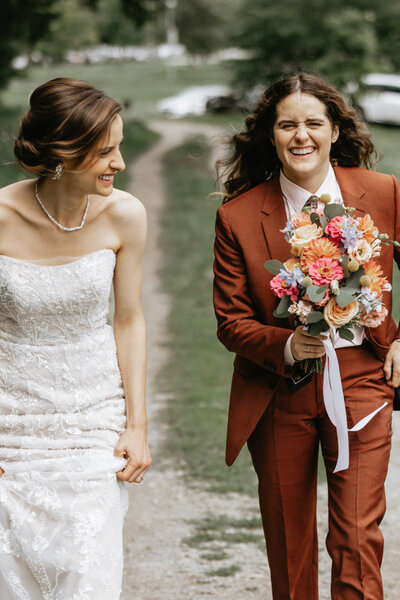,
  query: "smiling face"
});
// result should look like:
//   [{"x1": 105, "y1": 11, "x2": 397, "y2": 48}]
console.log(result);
[
  {"x1": 64, "y1": 114, "x2": 125, "y2": 197},
  {"x1": 271, "y1": 92, "x2": 339, "y2": 192}
]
